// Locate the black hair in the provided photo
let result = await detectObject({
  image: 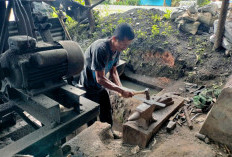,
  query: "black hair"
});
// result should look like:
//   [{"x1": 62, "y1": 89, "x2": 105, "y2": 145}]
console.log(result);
[{"x1": 113, "y1": 23, "x2": 135, "y2": 41}]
